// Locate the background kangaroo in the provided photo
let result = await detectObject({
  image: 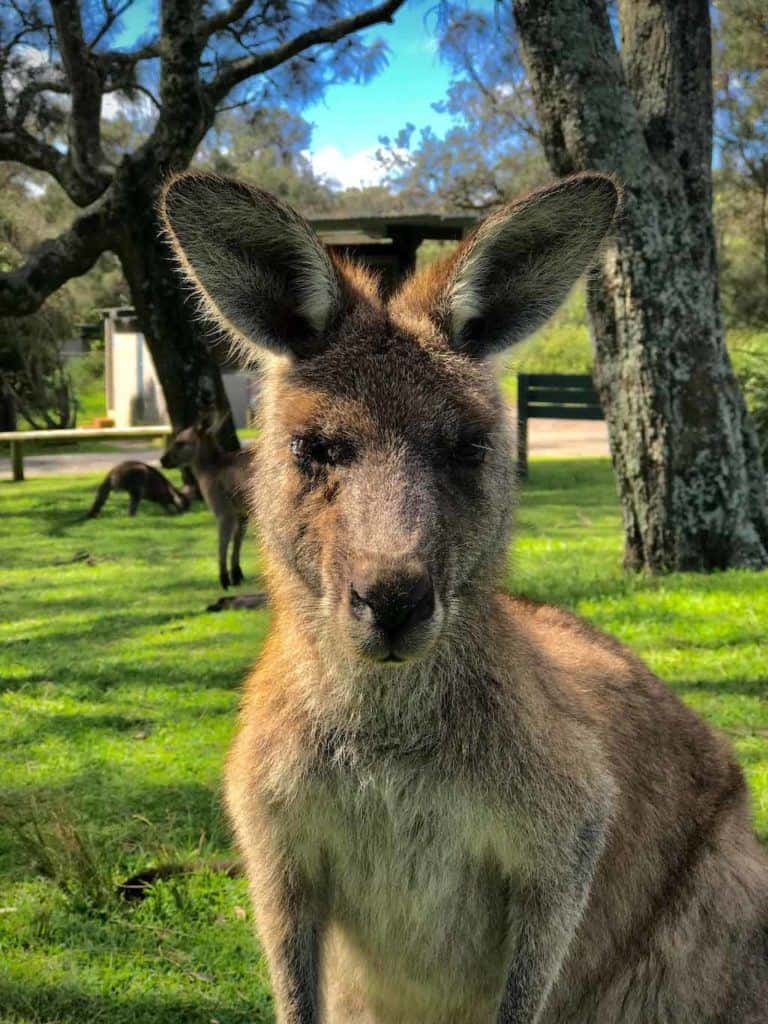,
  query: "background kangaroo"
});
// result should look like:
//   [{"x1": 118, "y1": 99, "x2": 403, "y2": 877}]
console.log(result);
[
  {"x1": 161, "y1": 421, "x2": 251, "y2": 589},
  {"x1": 87, "y1": 460, "x2": 189, "y2": 518},
  {"x1": 161, "y1": 172, "x2": 768, "y2": 1023}
]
